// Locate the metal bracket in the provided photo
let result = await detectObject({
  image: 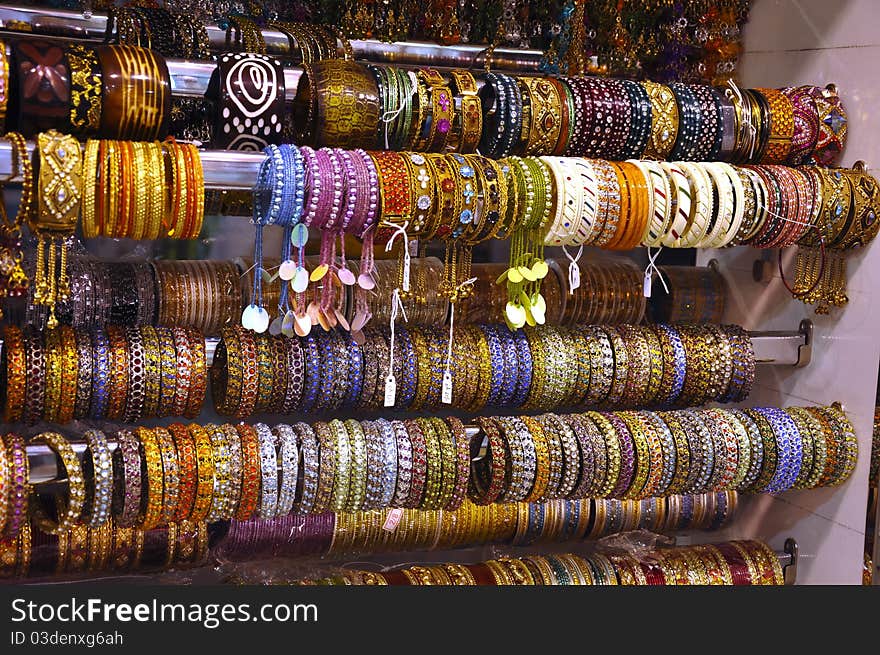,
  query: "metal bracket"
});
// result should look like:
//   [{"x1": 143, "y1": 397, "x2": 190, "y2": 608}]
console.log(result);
[
  {"x1": 782, "y1": 538, "x2": 799, "y2": 585},
  {"x1": 749, "y1": 319, "x2": 812, "y2": 367}
]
